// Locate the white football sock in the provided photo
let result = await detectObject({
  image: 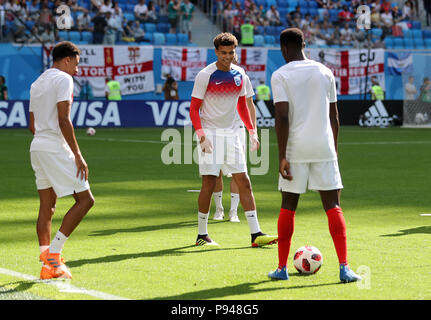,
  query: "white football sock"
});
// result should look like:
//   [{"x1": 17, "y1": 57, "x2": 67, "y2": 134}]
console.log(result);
[
  {"x1": 245, "y1": 210, "x2": 261, "y2": 234},
  {"x1": 230, "y1": 193, "x2": 240, "y2": 212},
  {"x1": 39, "y1": 245, "x2": 49, "y2": 254},
  {"x1": 198, "y1": 212, "x2": 209, "y2": 235},
  {"x1": 49, "y1": 231, "x2": 68, "y2": 254},
  {"x1": 213, "y1": 191, "x2": 223, "y2": 210}
]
